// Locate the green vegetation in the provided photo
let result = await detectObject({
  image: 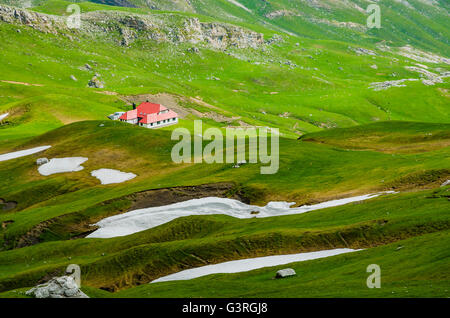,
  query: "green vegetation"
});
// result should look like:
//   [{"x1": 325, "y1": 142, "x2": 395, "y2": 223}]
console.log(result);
[
  {"x1": 0, "y1": 0, "x2": 448, "y2": 298},
  {"x1": 0, "y1": 188, "x2": 449, "y2": 294},
  {"x1": 112, "y1": 230, "x2": 450, "y2": 298}
]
